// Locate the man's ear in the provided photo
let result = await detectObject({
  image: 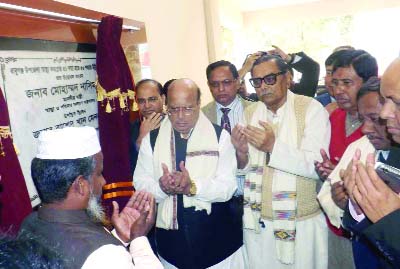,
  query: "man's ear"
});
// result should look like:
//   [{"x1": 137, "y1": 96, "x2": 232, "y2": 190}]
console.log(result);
[
  {"x1": 72, "y1": 176, "x2": 90, "y2": 197},
  {"x1": 235, "y1": 79, "x2": 240, "y2": 93},
  {"x1": 285, "y1": 72, "x2": 293, "y2": 85},
  {"x1": 207, "y1": 81, "x2": 212, "y2": 91}
]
